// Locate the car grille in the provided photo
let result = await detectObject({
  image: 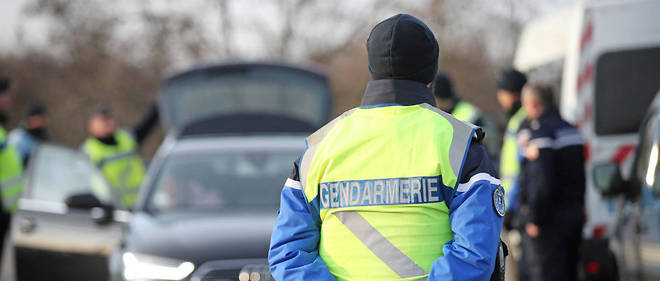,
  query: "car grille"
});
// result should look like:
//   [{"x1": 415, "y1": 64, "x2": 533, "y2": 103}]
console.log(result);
[{"x1": 201, "y1": 269, "x2": 241, "y2": 281}]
